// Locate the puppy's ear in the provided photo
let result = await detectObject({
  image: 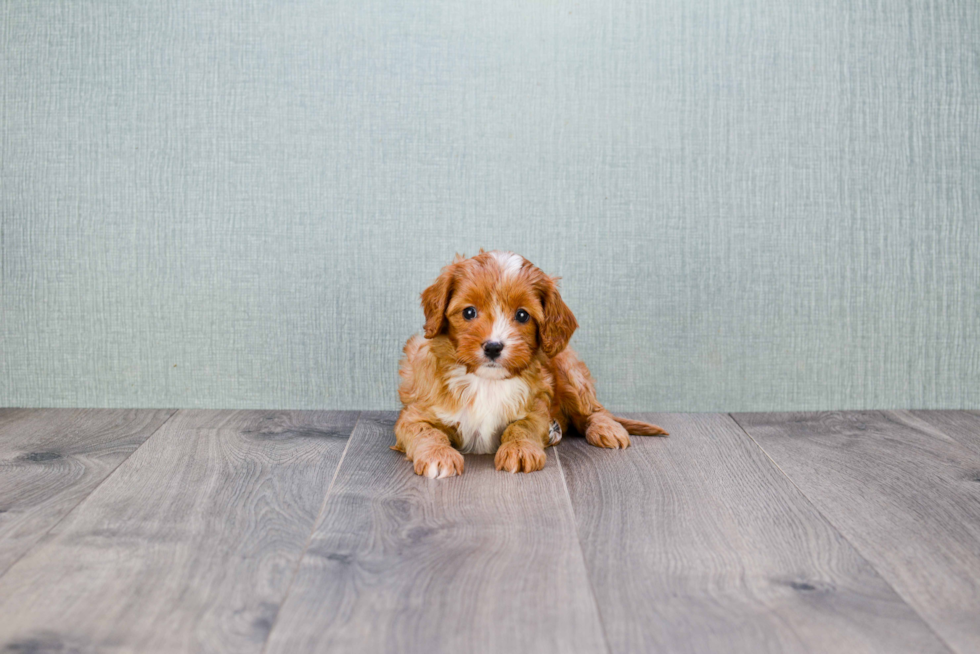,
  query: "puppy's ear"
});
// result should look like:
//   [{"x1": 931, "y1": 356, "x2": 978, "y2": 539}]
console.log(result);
[
  {"x1": 420, "y1": 265, "x2": 456, "y2": 338},
  {"x1": 540, "y1": 276, "x2": 578, "y2": 357}
]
